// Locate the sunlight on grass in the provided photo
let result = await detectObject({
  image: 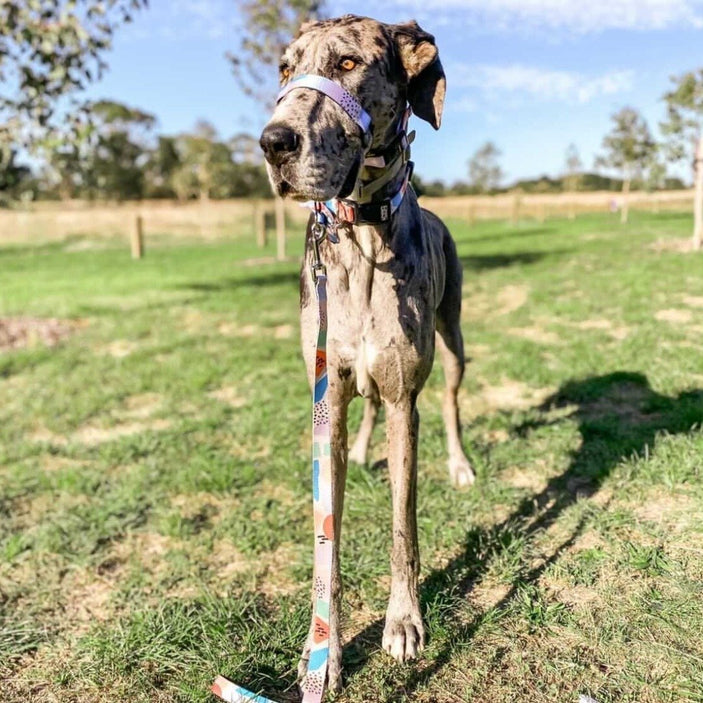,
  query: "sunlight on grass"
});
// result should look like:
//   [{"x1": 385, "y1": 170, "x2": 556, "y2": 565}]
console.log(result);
[{"x1": 2, "y1": 211, "x2": 703, "y2": 702}]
